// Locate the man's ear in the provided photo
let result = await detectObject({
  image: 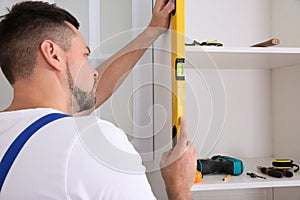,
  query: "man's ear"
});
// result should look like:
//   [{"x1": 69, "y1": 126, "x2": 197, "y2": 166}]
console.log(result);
[{"x1": 40, "y1": 40, "x2": 64, "y2": 71}]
